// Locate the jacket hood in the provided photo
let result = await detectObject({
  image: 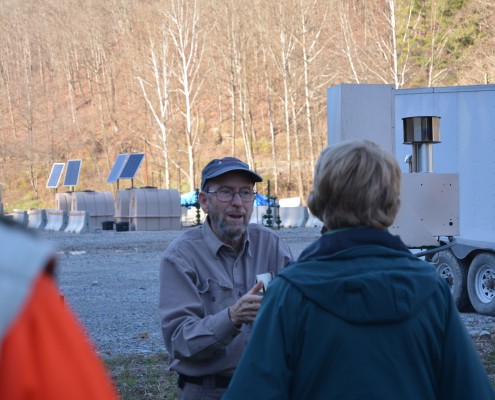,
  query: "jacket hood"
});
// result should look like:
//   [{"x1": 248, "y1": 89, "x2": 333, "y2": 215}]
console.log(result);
[{"x1": 278, "y1": 227, "x2": 439, "y2": 324}]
